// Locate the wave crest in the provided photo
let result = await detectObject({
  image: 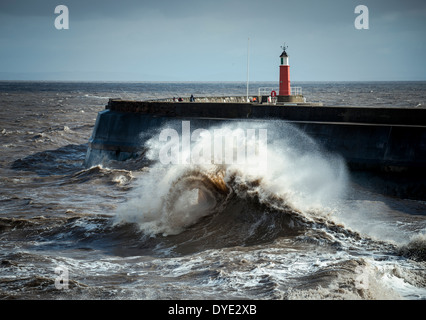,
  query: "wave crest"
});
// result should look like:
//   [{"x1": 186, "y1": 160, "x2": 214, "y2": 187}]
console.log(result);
[
  {"x1": 115, "y1": 121, "x2": 349, "y2": 241},
  {"x1": 398, "y1": 233, "x2": 426, "y2": 261}
]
